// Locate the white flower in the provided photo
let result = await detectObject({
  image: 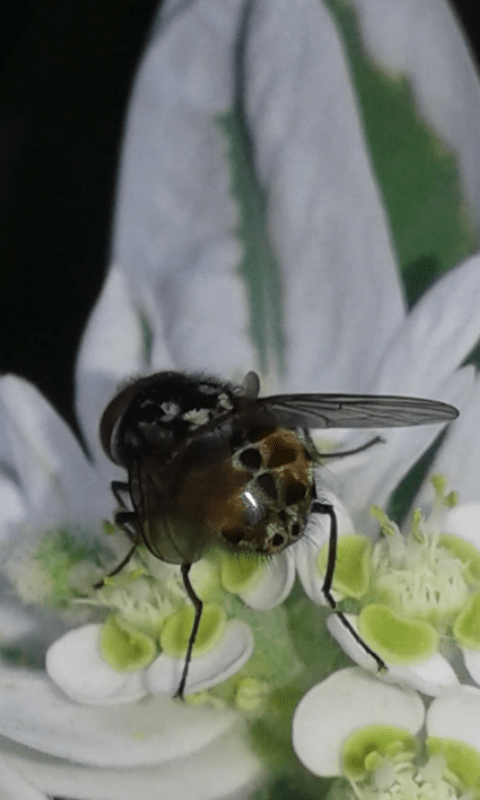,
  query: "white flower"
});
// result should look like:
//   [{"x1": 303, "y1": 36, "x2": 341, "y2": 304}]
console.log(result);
[
  {"x1": 1, "y1": 1, "x2": 480, "y2": 798},
  {"x1": 293, "y1": 666, "x2": 480, "y2": 798}
]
